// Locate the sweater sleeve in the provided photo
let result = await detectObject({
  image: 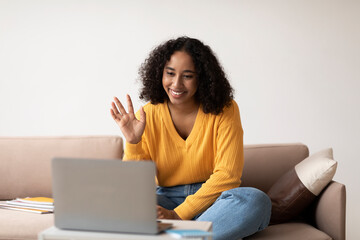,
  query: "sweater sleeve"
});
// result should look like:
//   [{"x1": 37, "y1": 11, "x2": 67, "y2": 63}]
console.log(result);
[
  {"x1": 123, "y1": 138, "x2": 151, "y2": 160},
  {"x1": 174, "y1": 101, "x2": 244, "y2": 220}
]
